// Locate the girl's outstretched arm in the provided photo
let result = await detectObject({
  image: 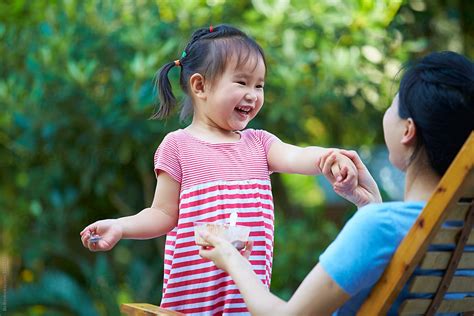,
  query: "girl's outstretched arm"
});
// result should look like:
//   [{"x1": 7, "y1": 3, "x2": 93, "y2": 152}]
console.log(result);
[
  {"x1": 267, "y1": 140, "x2": 357, "y2": 185},
  {"x1": 267, "y1": 140, "x2": 328, "y2": 174},
  {"x1": 199, "y1": 232, "x2": 350, "y2": 316},
  {"x1": 80, "y1": 171, "x2": 180, "y2": 251}
]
